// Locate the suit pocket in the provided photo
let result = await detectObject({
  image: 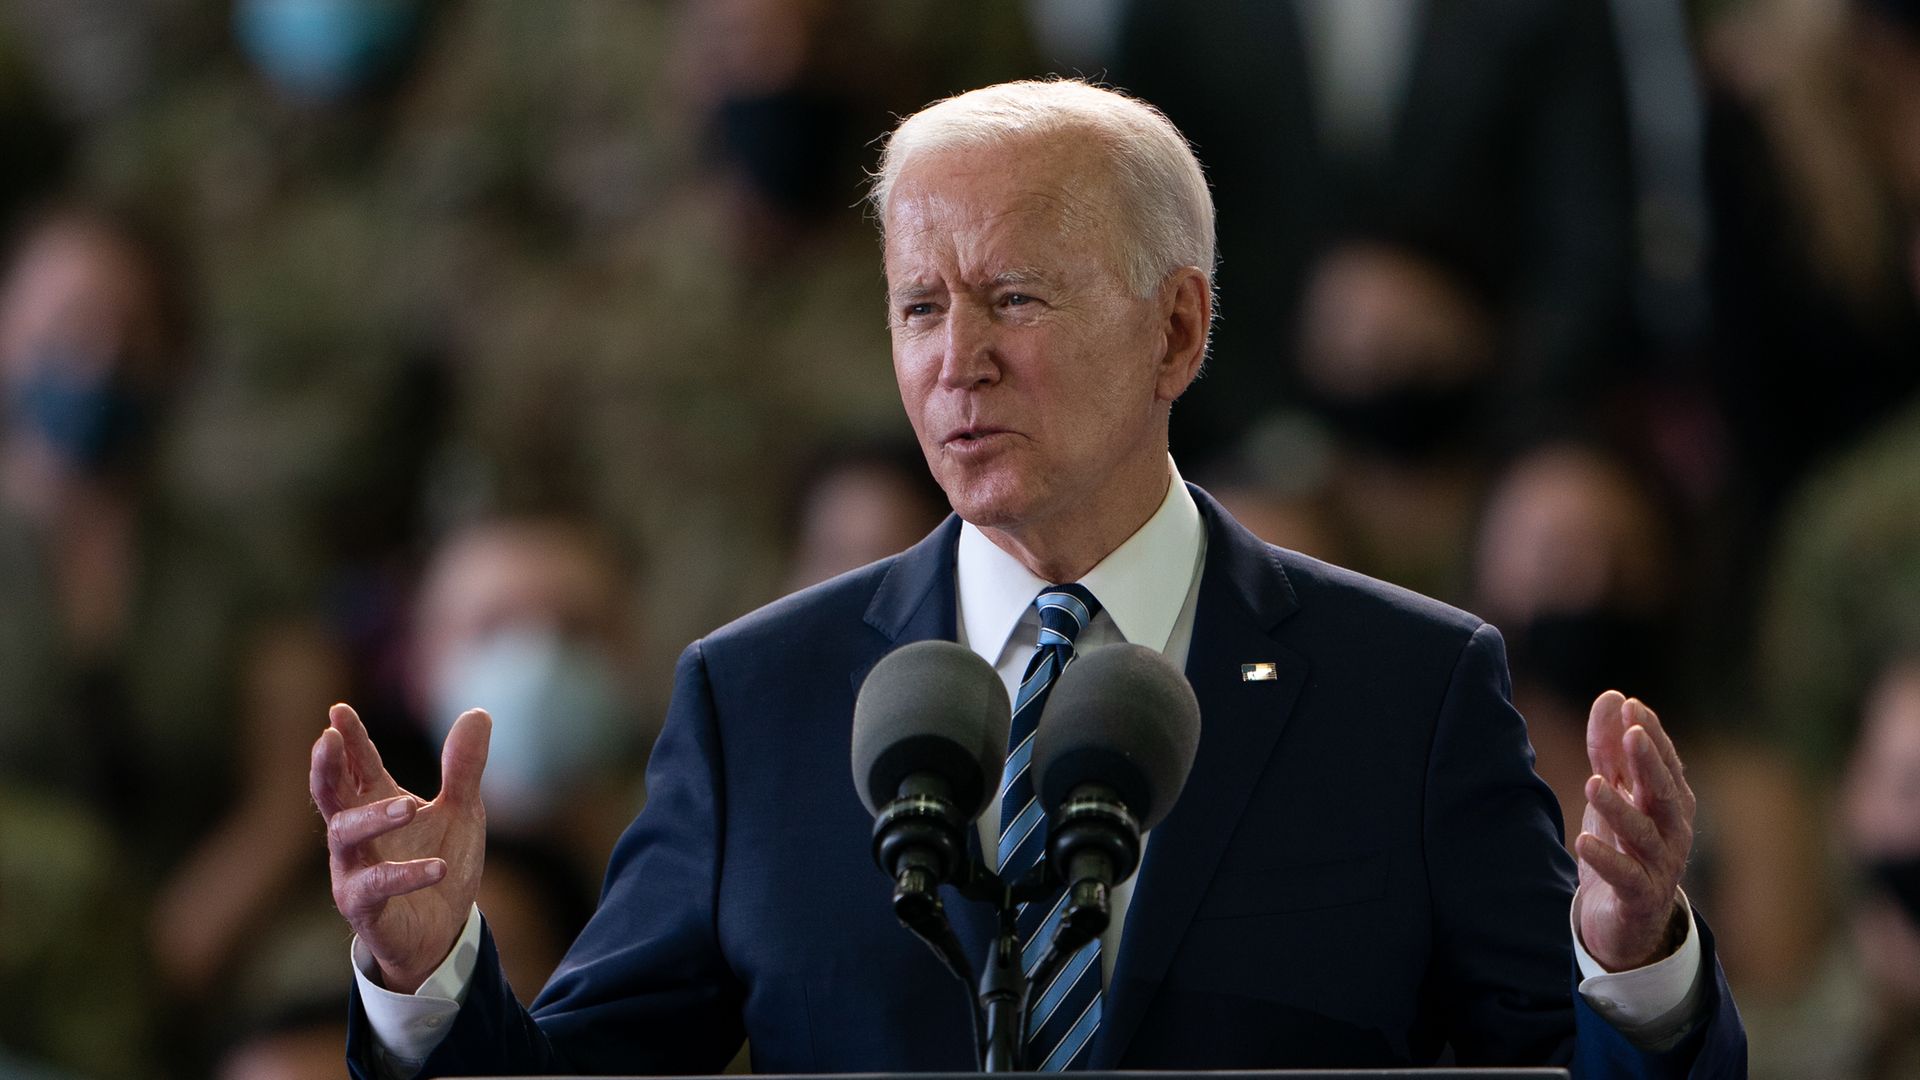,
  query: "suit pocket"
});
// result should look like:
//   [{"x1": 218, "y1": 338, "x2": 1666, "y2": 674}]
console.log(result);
[{"x1": 1194, "y1": 850, "x2": 1389, "y2": 920}]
